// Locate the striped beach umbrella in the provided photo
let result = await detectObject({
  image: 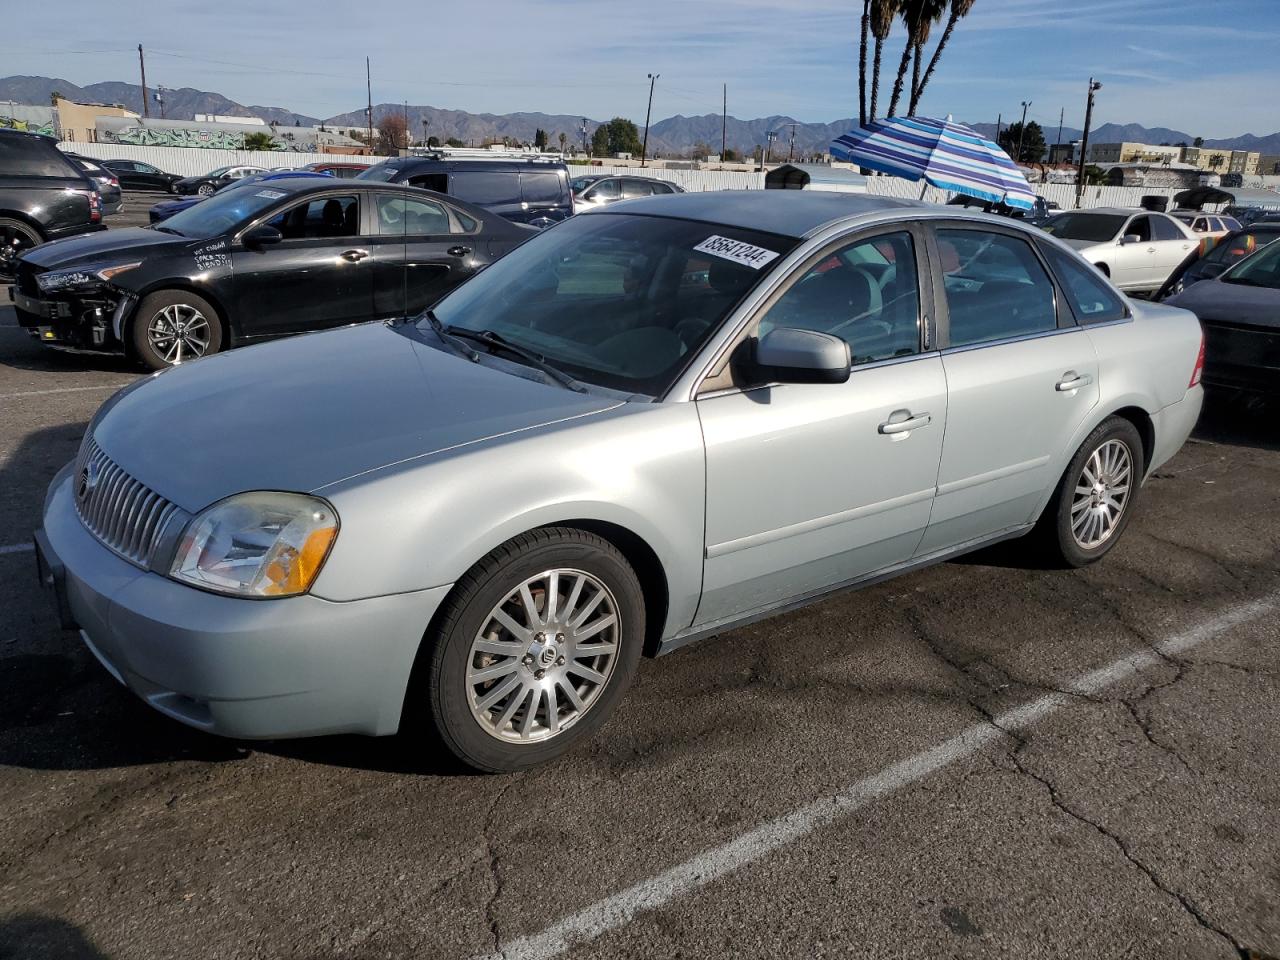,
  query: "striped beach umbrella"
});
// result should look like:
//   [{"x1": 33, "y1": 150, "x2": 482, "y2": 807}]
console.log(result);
[{"x1": 831, "y1": 115, "x2": 1036, "y2": 211}]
